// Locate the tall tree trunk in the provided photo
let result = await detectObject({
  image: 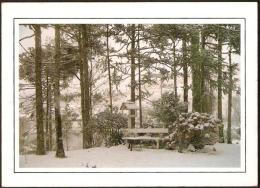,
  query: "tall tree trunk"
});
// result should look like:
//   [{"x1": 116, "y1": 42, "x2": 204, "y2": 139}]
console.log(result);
[
  {"x1": 81, "y1": 25, "x2": 92, "y2": 148},
  {"x1": 54, "y1": 25, "x2": 65, "y2": 158},
  {"x1": 65, "y1": 122, "x2": 69, "y2": 151},
  {"x1": 45, "y1": 74, "x2": 50, "y2": 151},
  {"x1": 48, "y1": 84, "x2": 53, "y2": 151},
  {"x1": 217, "y1": 27, "x2": 224, "y2": 143},
  {"x1": 200, "y1": 32, "x2": 206, "y2": 112},
  {"x1": 200, "y1": 31, "x2": 213, "y2": 114},
  {"x1": 209, "y1": 82, "x2": 214, "y2": 114},
  {"x1": 89, "y1": 50, "x2": 93, "y2": 117},
  {"x1": 182, "y1": 37, "x2": 188, "y2": 112},
  {"x1": 34, "y1": 25, "x2": 45, "y2": 155},
  {"x1": 227, "y1": 47, "x2": 232, "y2": 144},
  {"x1": 160, "y1": 79, "x2": 163, "y2": 97},
  {"x1": 130, "y1": 24, "x2": 136, "y2": 128},
  {"x1": 137, "y1": 24, "x2": 143, "y2": 128},
  {"x1": 106, "y1": 24, "x2": 113, "y2": 113},
  {"x1": 78, "y1": 27, "x2": 87, "y2": 149},
  {"x1": 173, "y1": 42, "x2": 178, "y2": 100},
  {"x1": 191, "y1": 30, "x2": 202, "y2": 113}
]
